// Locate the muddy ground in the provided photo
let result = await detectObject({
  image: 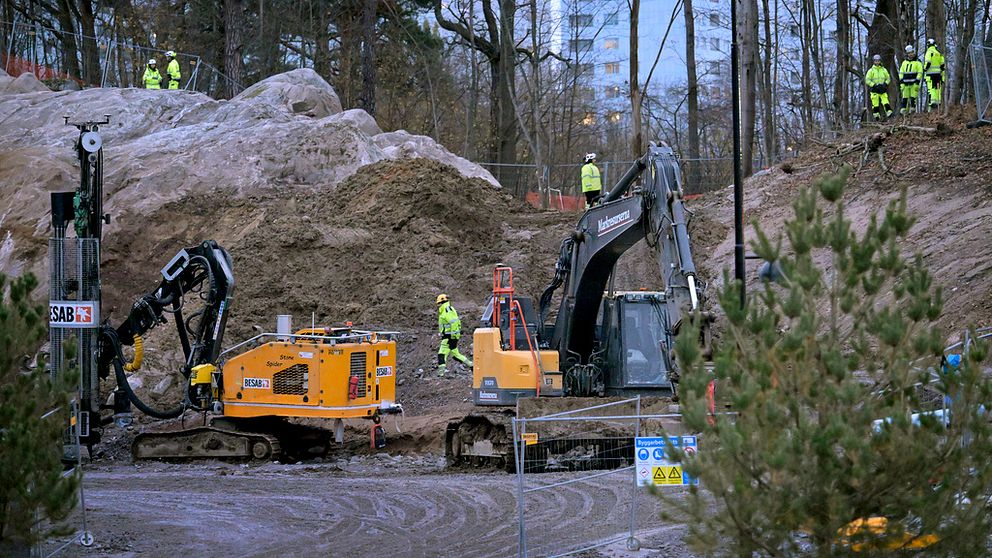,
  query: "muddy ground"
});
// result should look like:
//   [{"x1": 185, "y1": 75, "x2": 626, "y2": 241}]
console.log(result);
[{"x1": 46, "y1": 460, "x2": 694, "y2": 558}]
